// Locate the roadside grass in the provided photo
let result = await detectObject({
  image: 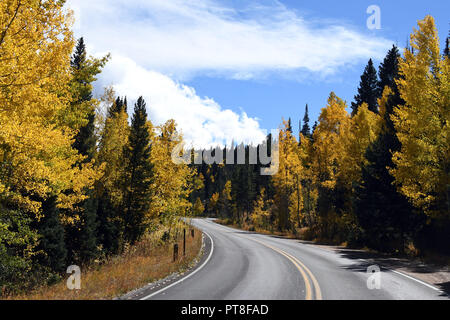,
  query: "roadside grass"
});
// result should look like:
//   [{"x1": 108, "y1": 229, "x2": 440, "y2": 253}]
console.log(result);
[{"x1": 7, "y1": 225, "x2": 203, "y2": 300}]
